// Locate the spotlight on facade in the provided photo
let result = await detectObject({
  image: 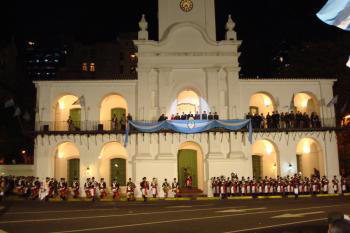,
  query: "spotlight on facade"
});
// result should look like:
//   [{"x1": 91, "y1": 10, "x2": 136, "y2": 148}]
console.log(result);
[
  {"x1": 58, "y1": 152, "x2": 63, "y2": 159},
  {"x1": 273, "y1": 163, "x2": 277, "y2": 170},
  {"x1": 288, "y1": 163, "x2": 293, "y2": 170},
  {"x1": 59, "y1": 102, "x2": 65, "y2": 110},
  {"x1": 301, "y1": 100, "x2": 308, "y2": 108},
  {"x1": 86, "y1": 166, "x2": 91, "y2": 176},
  {"x1": 98, "y1": 155, "x2": 102, "y2": 159},
  {"x1": 264, "y1": 98, "x2": 271, "y2": 107},
  {"x1": 21, "y1": 150, "x2": 26, "y2": 154},
  {"x1": 114, "y1": 164, "x2": 119, "y2": 168},
  {"x1": 303, "y1": 143, "x2": 310, "y2": 154},
  {"x1": 265, "y1": 144, "x2": 273, "y2": 155}
]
